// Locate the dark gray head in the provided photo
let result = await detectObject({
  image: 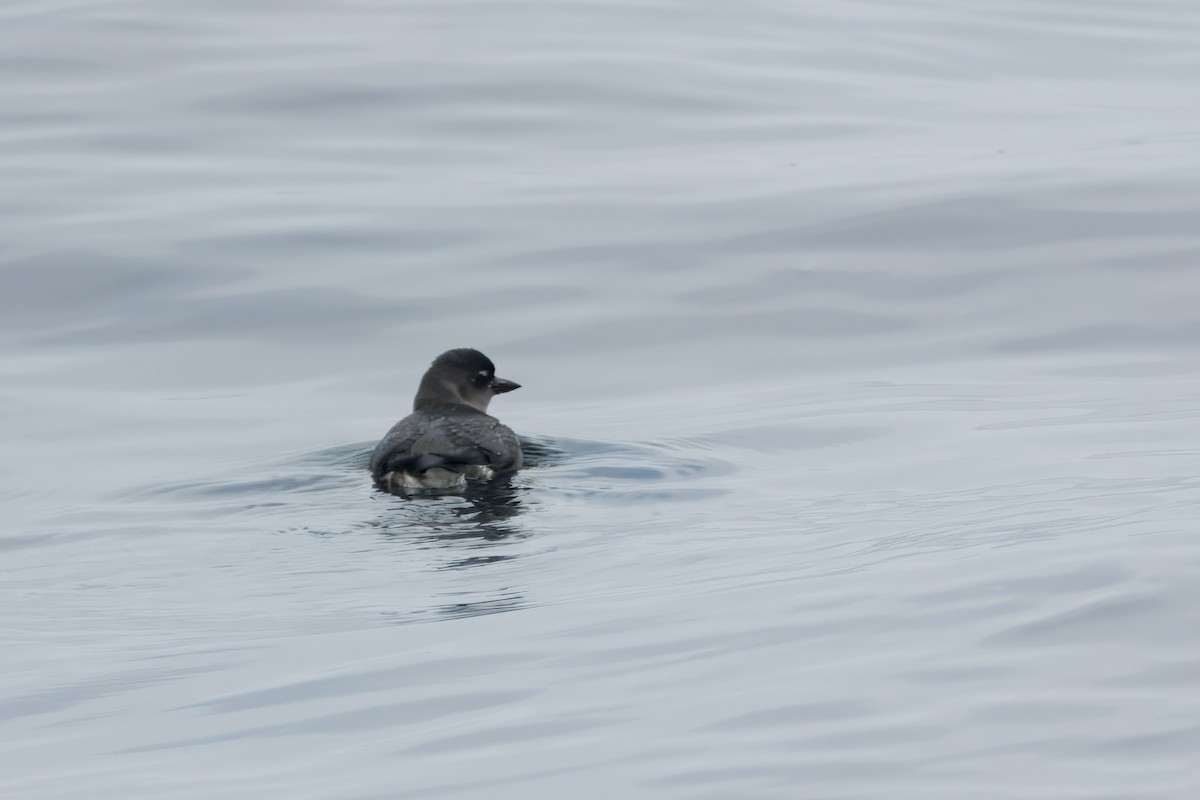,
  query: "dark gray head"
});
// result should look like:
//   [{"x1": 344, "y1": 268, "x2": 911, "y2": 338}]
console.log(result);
[{"x1": 413, "y1": 348, "x2": 520, "y2": 413}]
